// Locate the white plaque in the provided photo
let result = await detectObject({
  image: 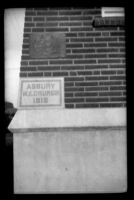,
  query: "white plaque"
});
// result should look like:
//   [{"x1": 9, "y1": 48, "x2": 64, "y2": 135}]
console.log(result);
[{"x1": 18, "y1": 78, "x2": 64, "y2": 109}]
